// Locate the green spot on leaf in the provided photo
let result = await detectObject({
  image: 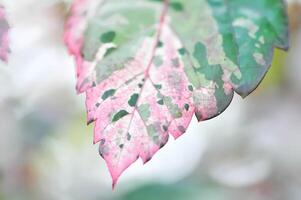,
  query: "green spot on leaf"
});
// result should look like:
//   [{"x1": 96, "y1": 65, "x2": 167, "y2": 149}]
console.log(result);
[
  {"x1": 104, "y1": 47, "x2": 117, "y2": 57},
  {"x1": 154, "y1": 84, "x2": 162, "y2": 89},
  {"x1": 178, "y1": 47, "x2": 186, "y2": 55},
  {"x1": 138, "y1": 104, "x2": 151, "y2": 121},
  {"x1": 153, "y1": 56, "x2": 163, "y2": 67},
  {"x1": 170, "y1": 2, "x2": 184, "y2": 11},
  {"x1": 164, "y1": 96, "x2": 182, "y2": 118},
  {"x1": 146, "y1": 125, "x2": 159, "y2": 143},
  {"x1": 128, "y1": 93, "x2": 139, "y2": 107},
  {"x1": 102, "y1": 89, "x2": 116, "y2": 100},
  {"x1": 157, "y1": 99, "x2": 164, "y2": 105},
  {"x1": 112, "y1": 110, "x2": 129, "y2": 122},
  {"x1": 127, "y1": 133, "x2": 131, "y2": 141},
  {"x1": 100, "y1": 31, "x2": 116, "y2": 43},
  {"x1": 157, "y1": 41, "x2": 163, "y2": 48},
  {"x1": 184, "y1": 103, "x2": 189, "y2": 111}
]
